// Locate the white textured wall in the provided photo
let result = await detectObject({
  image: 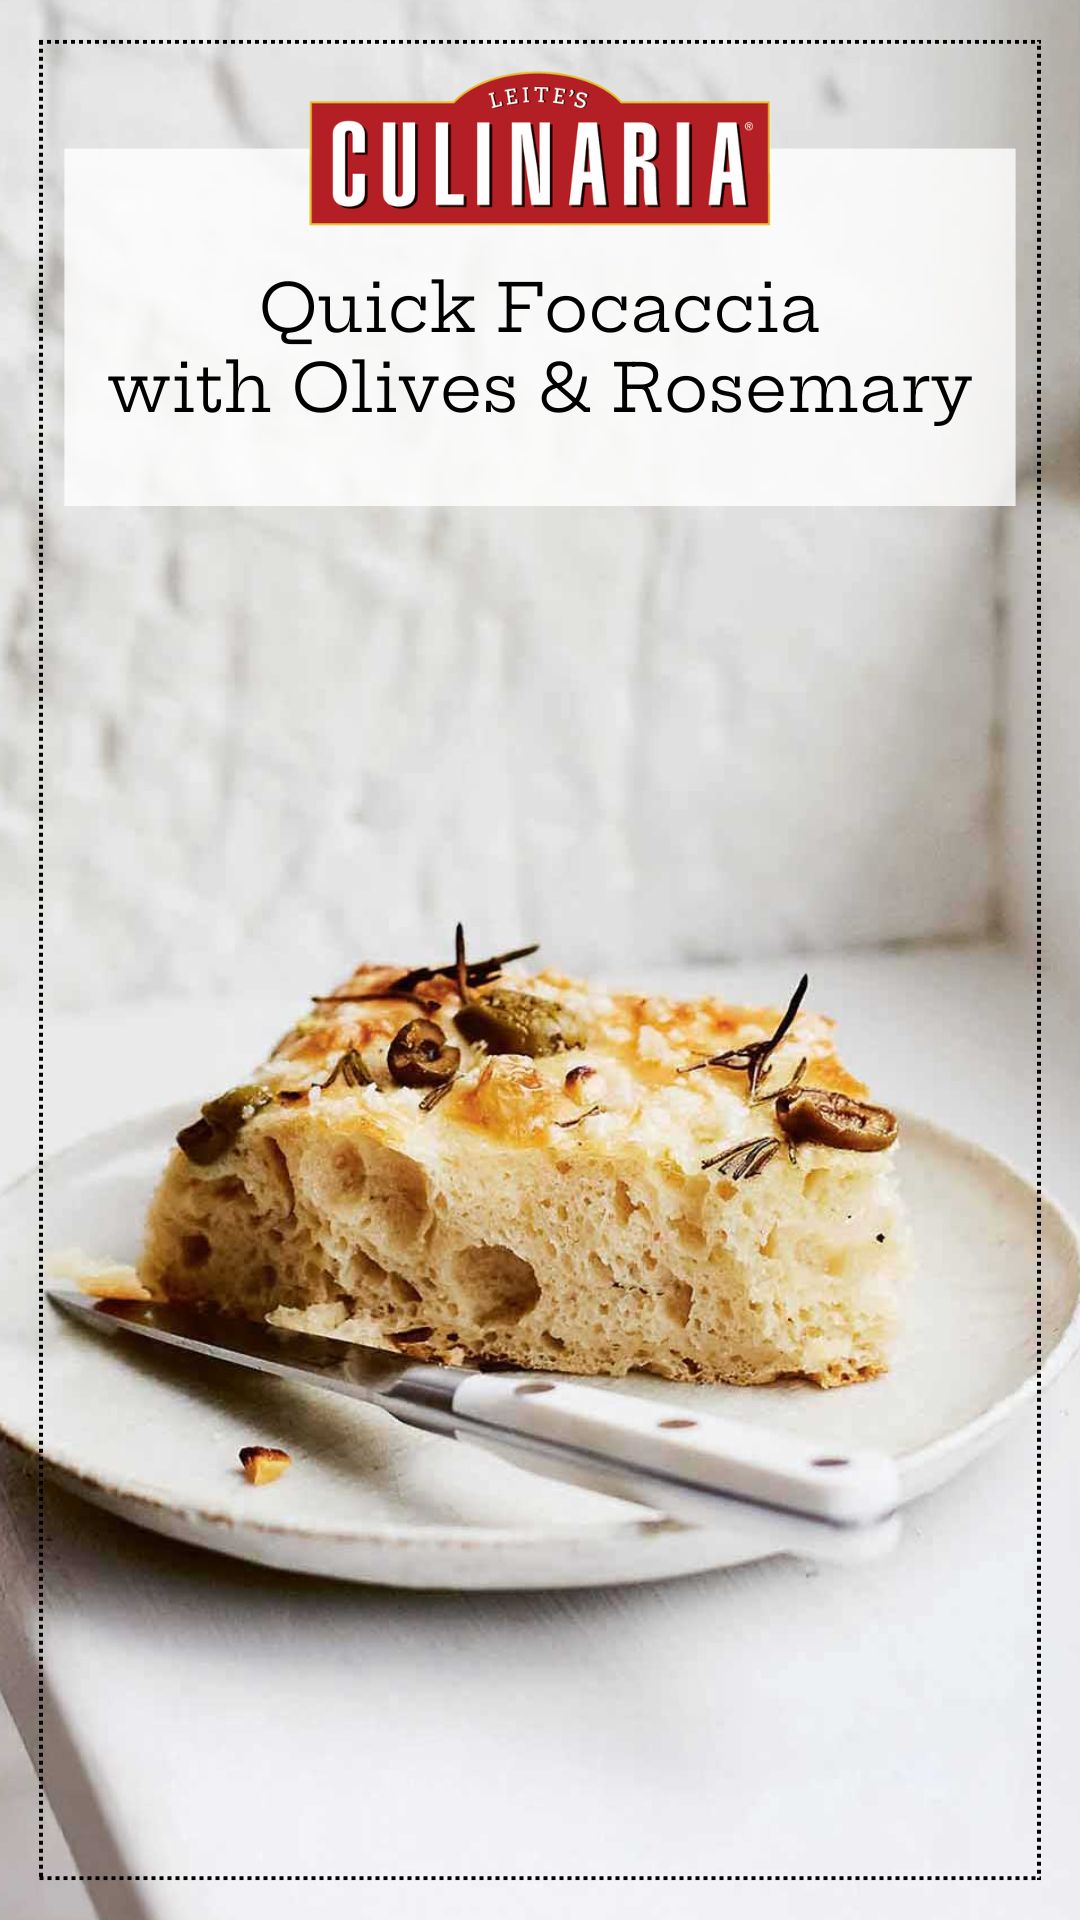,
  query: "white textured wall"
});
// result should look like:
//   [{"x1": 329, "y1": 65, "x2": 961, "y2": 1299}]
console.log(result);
[
  {"x1": 42, "y1": 506, "x2": 999, "y2": 999},
  {"x1": 3, "y1": 0, "x2": 1074, "y2": 1007}
]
